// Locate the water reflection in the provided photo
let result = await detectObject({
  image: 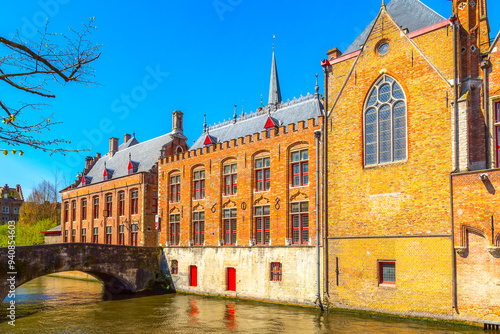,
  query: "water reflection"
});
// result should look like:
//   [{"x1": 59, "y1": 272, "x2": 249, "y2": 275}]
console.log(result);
[{"x1": 0, "y1": 276, "x2": 480, "y2": 334}]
